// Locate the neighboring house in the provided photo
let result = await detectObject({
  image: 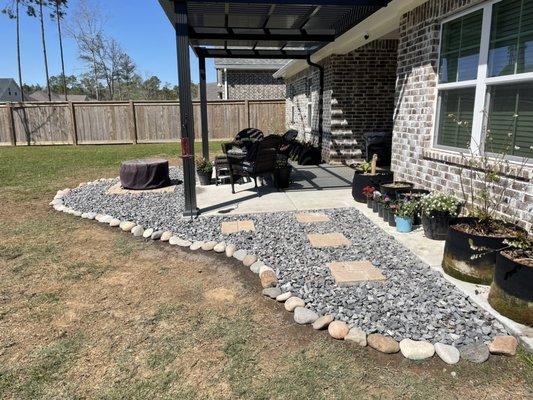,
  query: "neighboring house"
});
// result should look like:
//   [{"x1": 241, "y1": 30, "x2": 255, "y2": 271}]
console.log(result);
[
  {"x1": 0, "y1": 78, "x2": 22, "y2": 101},
  {"x1": 29, "y1": 90, "x2": 88, "y2": 102},
  {"x1": 215, "y1": 58, "x2": 287, "y2": 100},
  {"x1": 276, "y1": 0, "x2": 532, "y2": 230},
  {"x1": 193, "y1": 82, "x2": 222, "y2": 101}
]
